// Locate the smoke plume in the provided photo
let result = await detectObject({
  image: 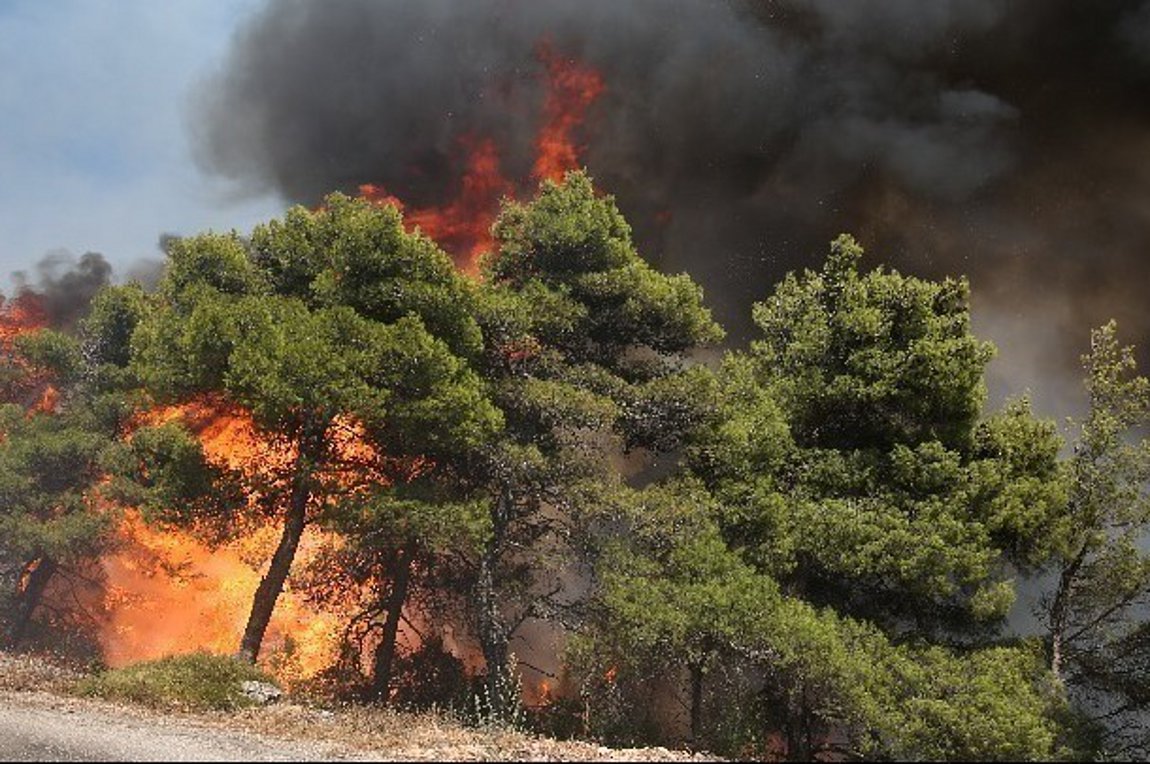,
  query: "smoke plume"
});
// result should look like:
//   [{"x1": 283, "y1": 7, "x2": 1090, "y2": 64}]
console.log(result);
[
  {"x1": 11, "y1": 250, "x2": 113, "y2": 329},
  {"x1": 194, "y1": 0, "x2": 1150, "y2": 417}
]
